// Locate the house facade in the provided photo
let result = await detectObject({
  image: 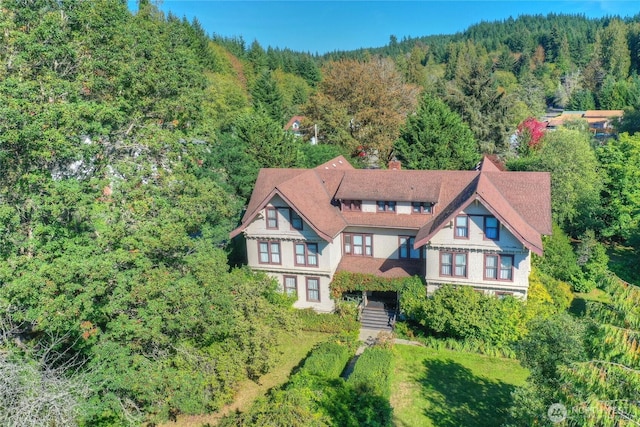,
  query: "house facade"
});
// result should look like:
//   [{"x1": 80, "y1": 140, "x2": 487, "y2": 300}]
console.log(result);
[{"x1": 230, "y1": 156, "x2": 552, "y2": 312}]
